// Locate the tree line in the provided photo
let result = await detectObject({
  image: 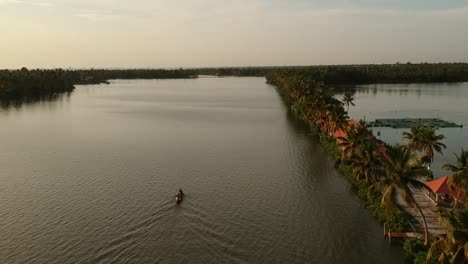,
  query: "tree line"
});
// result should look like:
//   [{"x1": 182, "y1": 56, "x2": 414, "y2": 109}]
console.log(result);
[
  {"x1": 0, "y1": 68, "x2": 196, "y2": 103},
  {"x1": 266, "y1": 70, "x2": 467, "y2": 264},
  {"x1": 2, "y1": 63, "x2": 468, "y2": 105}
]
